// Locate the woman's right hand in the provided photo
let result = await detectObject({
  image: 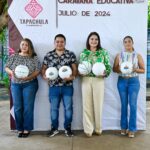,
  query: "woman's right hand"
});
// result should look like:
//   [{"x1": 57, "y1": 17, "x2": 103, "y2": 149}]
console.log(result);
[
  {"x1": 78, "y1": 72, "x2": 85, "y2": 77},
  {"x1": 42, "y1": 74, "x2": 48, "y2": 80},
  {"x1": 113, "y1": 54, "x2": 122, "y2": 73},
  {"x1": 8, "y1": 69, "x2": 14, "y2": 79},
  {"x1": 118, "y1": 66, "x2": 122, "y2": 73}
]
